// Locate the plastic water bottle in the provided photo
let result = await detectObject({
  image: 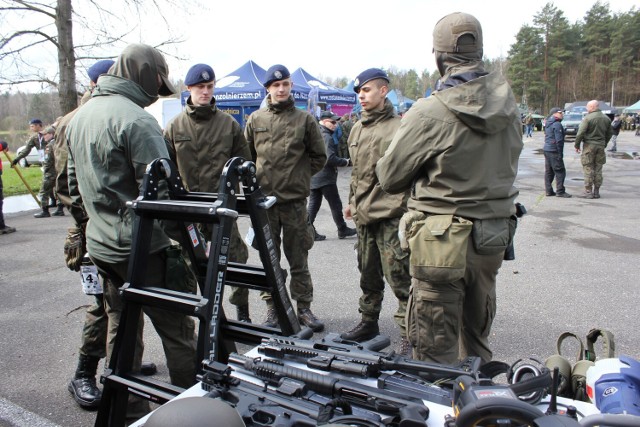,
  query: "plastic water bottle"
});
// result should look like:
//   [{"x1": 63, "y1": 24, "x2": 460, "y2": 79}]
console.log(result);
[{"x1": 80, "y1": 254, "x2": 102, "y2": 295}]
